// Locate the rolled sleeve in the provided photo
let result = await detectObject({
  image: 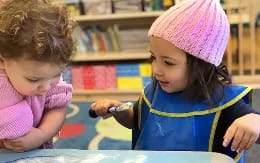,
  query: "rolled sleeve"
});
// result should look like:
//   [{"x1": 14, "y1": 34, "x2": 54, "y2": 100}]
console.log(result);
[
  {"x1": 44, "y1": 77, "x2": 73, "y2": 109},
  {"x1": 0, "y1": 100, "x2": 33, "y2": 139}
]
